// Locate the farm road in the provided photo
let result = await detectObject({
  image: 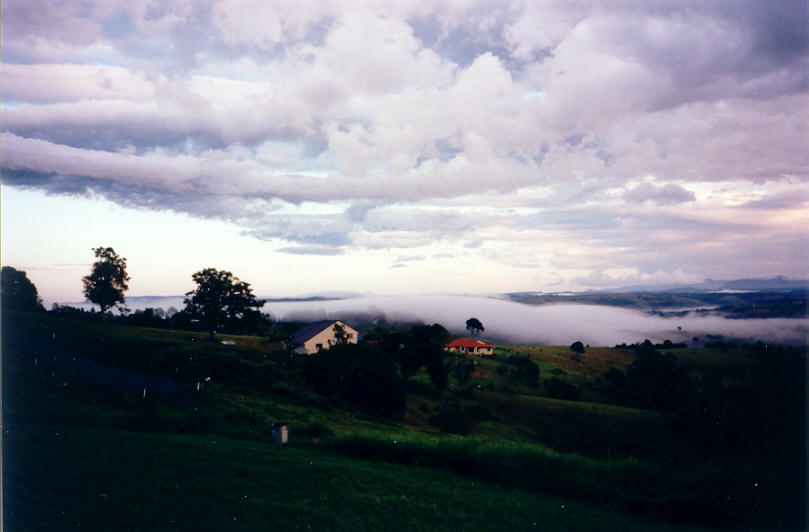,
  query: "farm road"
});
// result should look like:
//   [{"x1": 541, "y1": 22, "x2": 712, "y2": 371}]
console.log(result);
[{"x1": 3, "y1": 329, "x2": 196, "y2": 409}]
